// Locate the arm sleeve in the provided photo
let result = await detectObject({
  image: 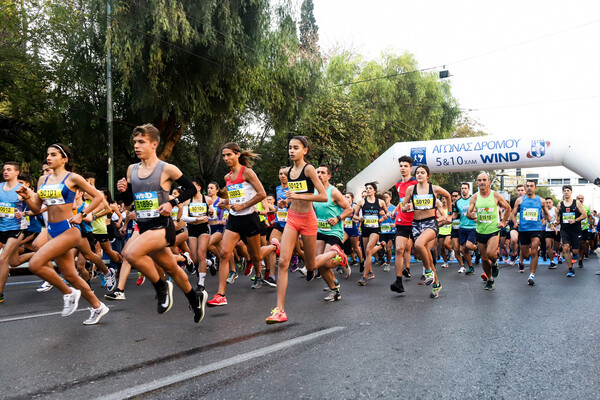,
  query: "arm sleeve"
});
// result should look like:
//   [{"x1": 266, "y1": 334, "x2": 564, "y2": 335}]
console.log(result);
[
  {"x1": 120, "y1": 183, "x2": 134, "y2": 206},
  {"x1": 181, "y1": 205, "x2": 196, "y2": 223},
  {"x1": 169, "y1": 174, "x2": 197, "y2": 206}
]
